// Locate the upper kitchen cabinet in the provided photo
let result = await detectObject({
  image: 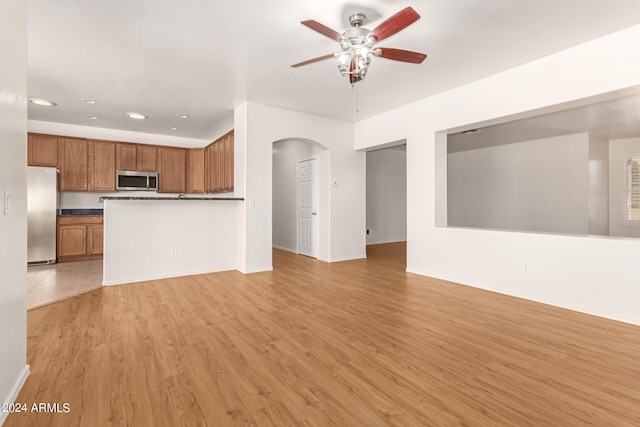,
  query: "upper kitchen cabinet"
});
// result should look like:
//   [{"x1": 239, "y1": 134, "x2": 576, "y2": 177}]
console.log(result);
[
  {"x1": 28, "y1": 133, "x2": 58, "y2": 167},
  {"x1": 137, "y1": 145, "x2": 157, "y2": 171},
  {"x1": 157, "y1": 146, "x2": 187, "y2": 193},
  {"x1": 116, "y1": 143, "x2": 157, "y2": 171},
  {"x1": 58, "y1": 137, "x2": 88, "y2": 191},
  {"x1": 223, "y1": 131, "x2": 234, "y2": 191},
  {"x1": 187, "y1": 148, "x2": 205, "y2": 194},
  {"x1": 204, "y1": 130, "x2": 234, "y2": 194},
  {"x1": 116, "y1": 143, "x2": 137, "y2": 170},
  {"x1": 88, "y1": 140, "x2": 116, "y2": 191}
]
